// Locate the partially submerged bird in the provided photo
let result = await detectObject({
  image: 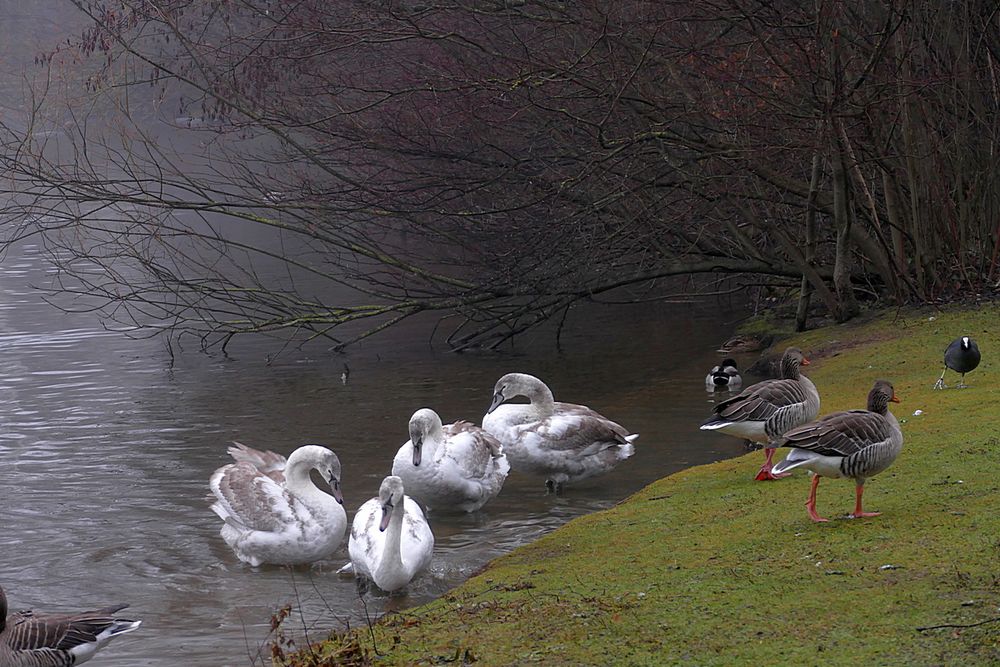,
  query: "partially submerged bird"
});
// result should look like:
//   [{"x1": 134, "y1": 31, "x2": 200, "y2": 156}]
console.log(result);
[
  {"x1": 482, "y1": 373, "x2": 637, "y2": 492},
  {"x1": 346, "y1": 476, "x2": 434, "y2": 593},
  {"x1": 773, "y1": 380, "x2": 902, "y2": 522},
  {"x1": 209, "y1": 444, "x2": 347, "y2": 566},
  {"x1": 700, "y1": 347, "x2": 820, "y2": 480},
  {"x1": 933, "y1": 336, "x2": 980, "y2": 389},
  {"x1": 392, "y1": 408, "x2": 510, "y2": 512},
  {"x1": 0, "y1": 584, "x2": 141, "y2": 666},
  {"x1": 705, "y1": 358, "x2": 742, "y2": 391}
]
